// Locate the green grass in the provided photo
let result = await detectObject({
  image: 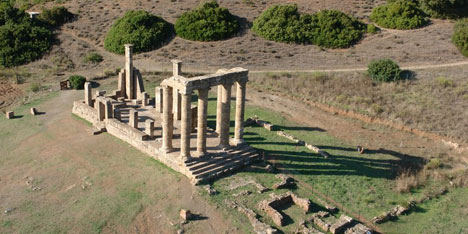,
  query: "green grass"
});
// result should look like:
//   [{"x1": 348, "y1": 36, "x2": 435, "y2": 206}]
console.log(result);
[{"x1": 199, "y1": 91, "x2": 468, "y2": 233}]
